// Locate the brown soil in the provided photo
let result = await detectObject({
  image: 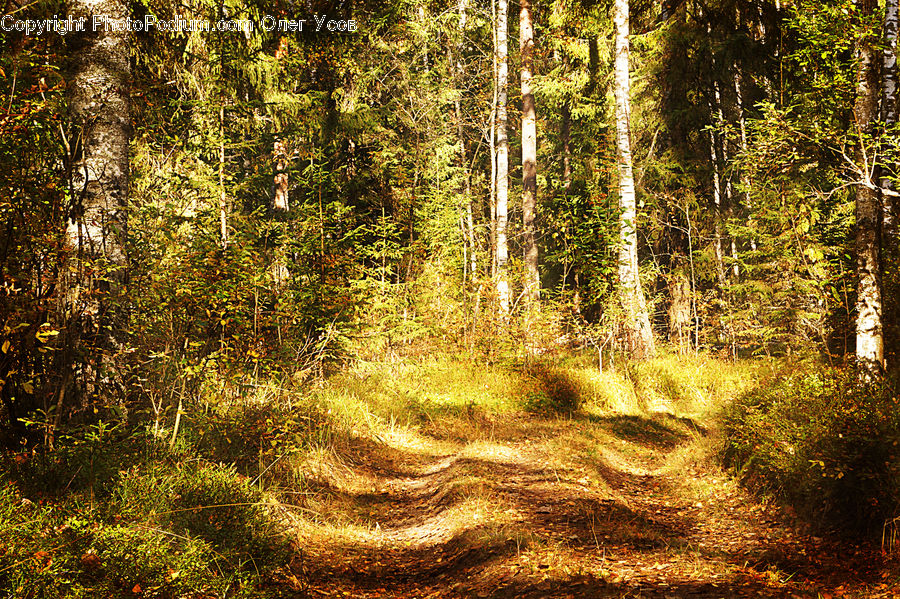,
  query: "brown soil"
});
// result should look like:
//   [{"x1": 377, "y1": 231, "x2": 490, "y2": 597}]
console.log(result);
[{"x1": 279, "y1": 412, "x2": 899, "y2": 598}]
